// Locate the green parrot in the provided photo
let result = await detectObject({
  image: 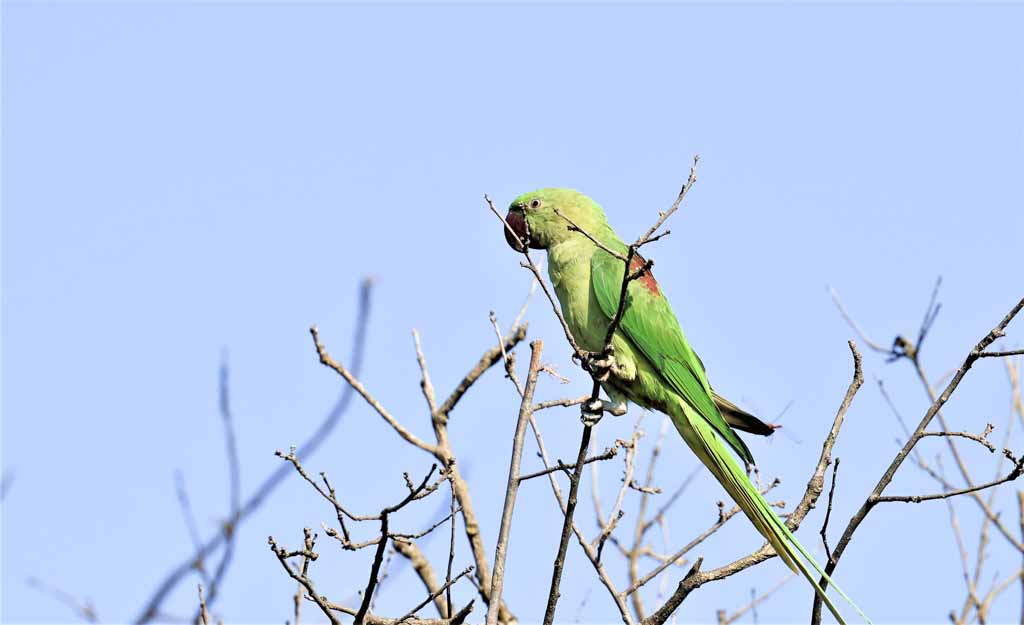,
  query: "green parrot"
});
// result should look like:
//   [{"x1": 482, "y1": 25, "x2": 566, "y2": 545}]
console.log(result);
[{"x1": 502, "y1": 188, "x2": 868, "y2": 624}]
